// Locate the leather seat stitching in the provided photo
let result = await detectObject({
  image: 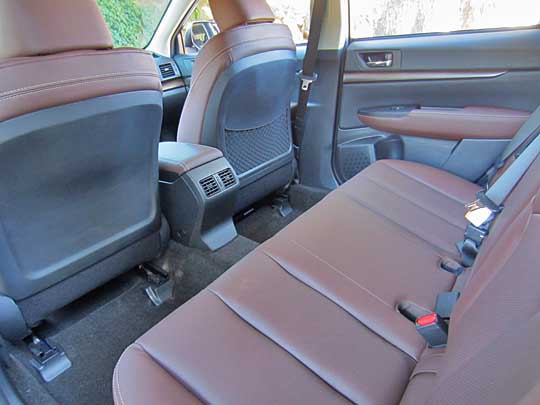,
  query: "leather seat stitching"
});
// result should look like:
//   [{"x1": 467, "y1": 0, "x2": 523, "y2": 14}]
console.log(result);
[
  {"x1": 0, "y1": 49, "x2": 152, "y2": 69},
  {"x1": 190, "y1": 34, "x2": 293, "y2": 89},
  {"x1": 207, "y1": 288, "x2": 355, "y2": 403},
  {"x1": 261, "y1": 249, "x2": 420, "y2": 361},
  {"x1": 335, "y1": 189, "x2": 457, "y2": 258},
  {"x1": 359, "y1": 173, "x2": 466, "y2": 230},
  {"x1": 269, "y1": 241, "x2": 393, "y2": 309},
  {"x1": 379, "y1": 161, "x2": 474, "y2": 205},
  {"x1": 113, "y1": 346, "x2": 132, "y2": 405},
  {"x1": 0, "y1": 72, "x2": 159, "y2": 99},
  {"x1": 131, "y1": 342, "x2": 208, "y2": 403}
]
